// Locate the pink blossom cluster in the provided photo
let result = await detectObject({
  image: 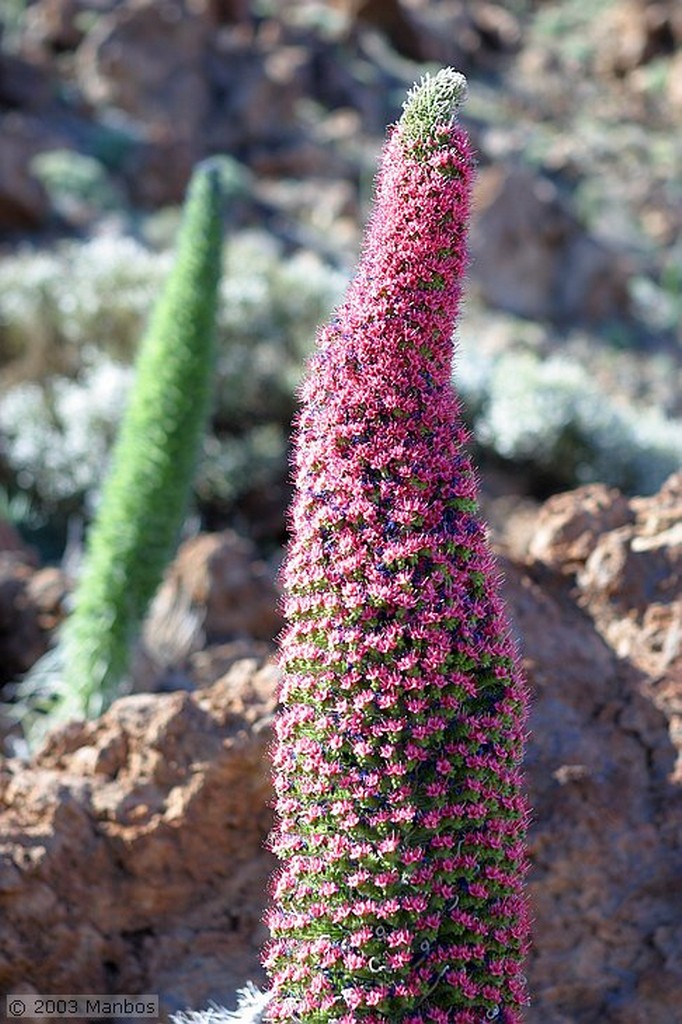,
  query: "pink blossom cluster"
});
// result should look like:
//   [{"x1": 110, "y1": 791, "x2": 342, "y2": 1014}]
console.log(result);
[{"x1": 265, "y1": 71, "x2": 530, "y2": 1023}]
